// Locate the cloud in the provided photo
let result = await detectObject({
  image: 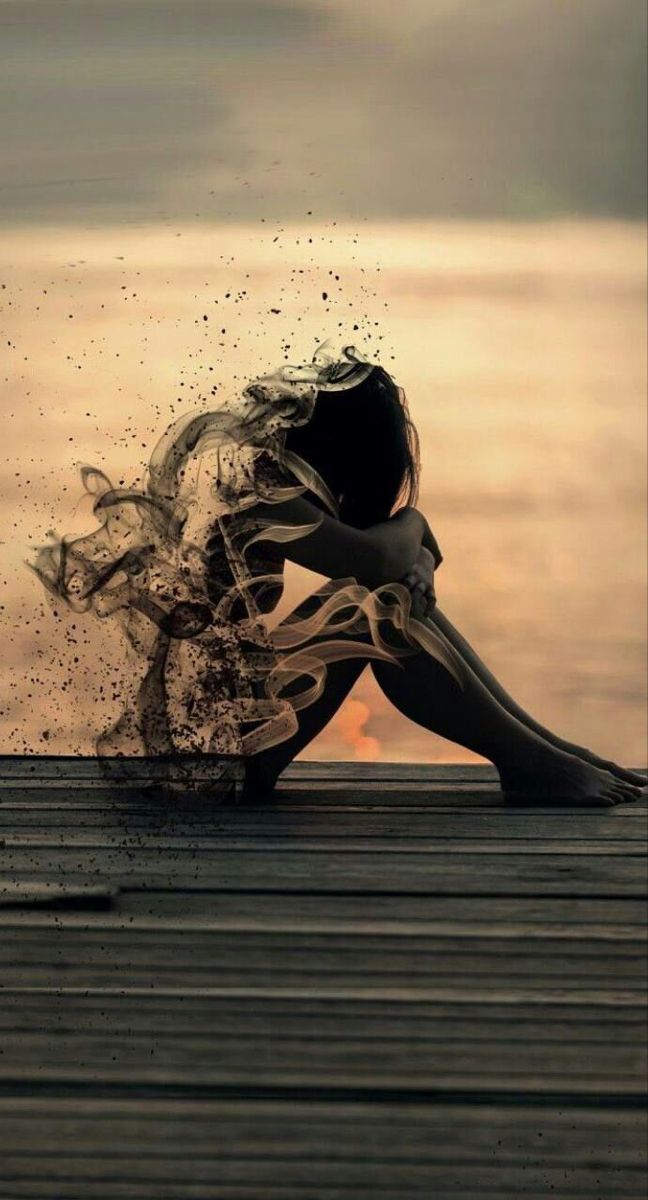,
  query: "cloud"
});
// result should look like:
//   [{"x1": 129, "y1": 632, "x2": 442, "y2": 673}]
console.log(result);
[
  {"x1": 333, "y1": 699, "x2": 380, "y2": 761},
  {"x1": 0, "y1": 0, "x2": 645, "y2": 223}
]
